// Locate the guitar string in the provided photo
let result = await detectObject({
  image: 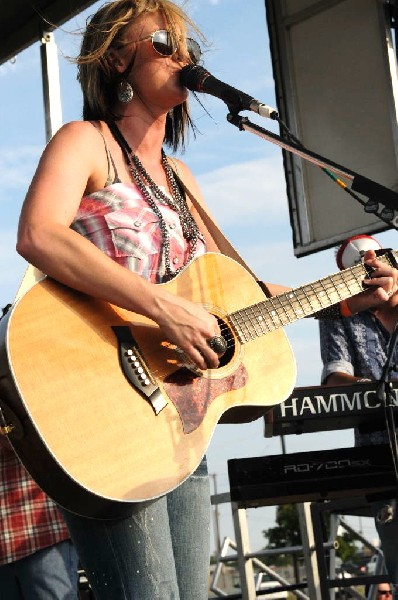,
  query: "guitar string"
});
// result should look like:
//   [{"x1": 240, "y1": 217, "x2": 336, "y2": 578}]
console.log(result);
[
  {"x1": 130, "y1": 270, "x2": 356, "y2": 377},
  {"x1": 230, "y1": 264, "x2": 364, "y2": 342},
  {"x1": 227, "y1": 253, "x2": 393, "y2": 343}
]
